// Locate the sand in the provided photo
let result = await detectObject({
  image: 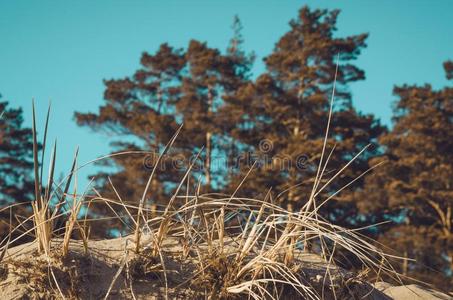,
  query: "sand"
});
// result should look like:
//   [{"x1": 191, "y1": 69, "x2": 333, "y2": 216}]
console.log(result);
[{"x1": 0, "y1": 235, "x2": 451, "y2": 299}]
